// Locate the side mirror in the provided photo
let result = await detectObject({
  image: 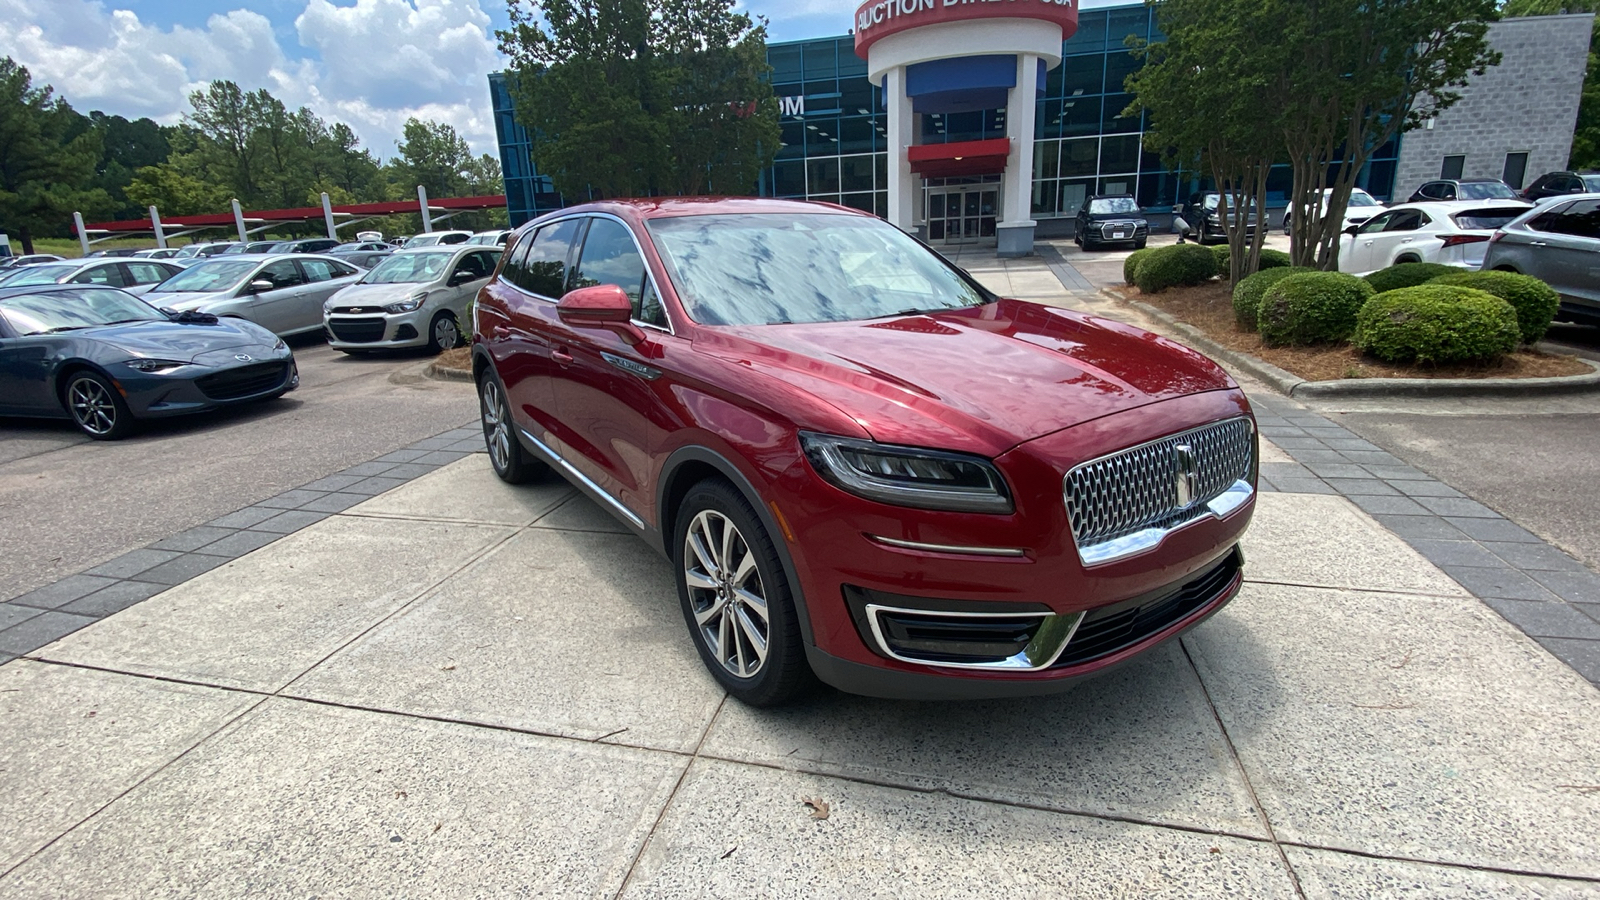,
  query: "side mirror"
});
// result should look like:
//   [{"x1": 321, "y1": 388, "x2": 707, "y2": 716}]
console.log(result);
[
  {"x1": 248, "y1": 279, "x2": 274, "y2": 294},
  {"x1": 1343, "y1": 225, "x2": 1360, "y2": 236},
  {"x1": 557, "y1": 284, "x2": 644, "y2": 345},
  {"x1": 448, "y1": 269, "x2": 474, "y2": 287}
]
